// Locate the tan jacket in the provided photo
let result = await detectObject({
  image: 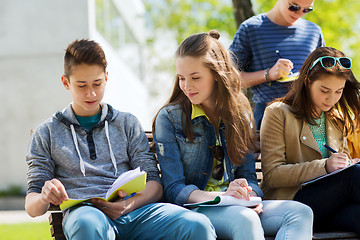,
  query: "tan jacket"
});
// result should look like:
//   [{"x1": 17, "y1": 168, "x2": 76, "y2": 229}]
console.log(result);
[
  {"x1": 260, "y1": 102, "x2": 348, "y2": 200},
  {"x1": 347, "y1": 129, "x2": 360, "y2": 158}
]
